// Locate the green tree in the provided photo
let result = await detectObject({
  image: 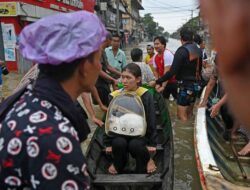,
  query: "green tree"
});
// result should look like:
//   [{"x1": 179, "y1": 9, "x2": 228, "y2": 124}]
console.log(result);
[
  {"x1": 142, "y1": 13, "x2": 156, "y2": 40},
  {"x1": 142, "y1": 13, "x2": 169, "y2": 41},
  {"x1": 156, "y1": 26, "x2": 165, "y2": 36},
  {"x1": 163, "y1": 31, "x2": 170, "y2": 39},
  {"x1": 170, "y1": 16, "x2": 200, "y2": 39}
]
